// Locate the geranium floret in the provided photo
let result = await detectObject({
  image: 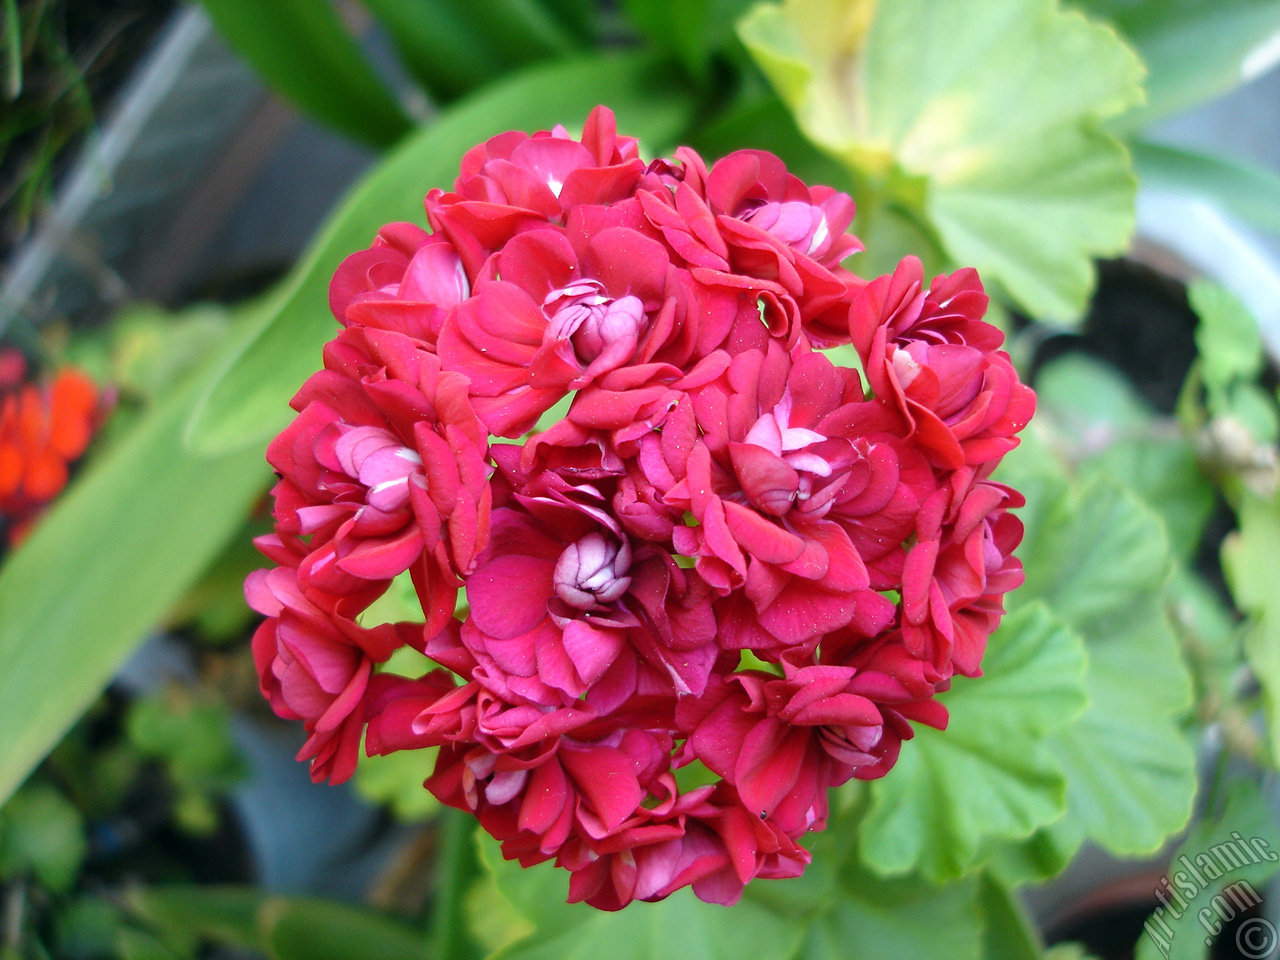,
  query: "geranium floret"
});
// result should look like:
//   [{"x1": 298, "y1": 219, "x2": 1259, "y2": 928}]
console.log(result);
[{"x1": 248, "y1": 106, "x2": 1035, "y2": 910}]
